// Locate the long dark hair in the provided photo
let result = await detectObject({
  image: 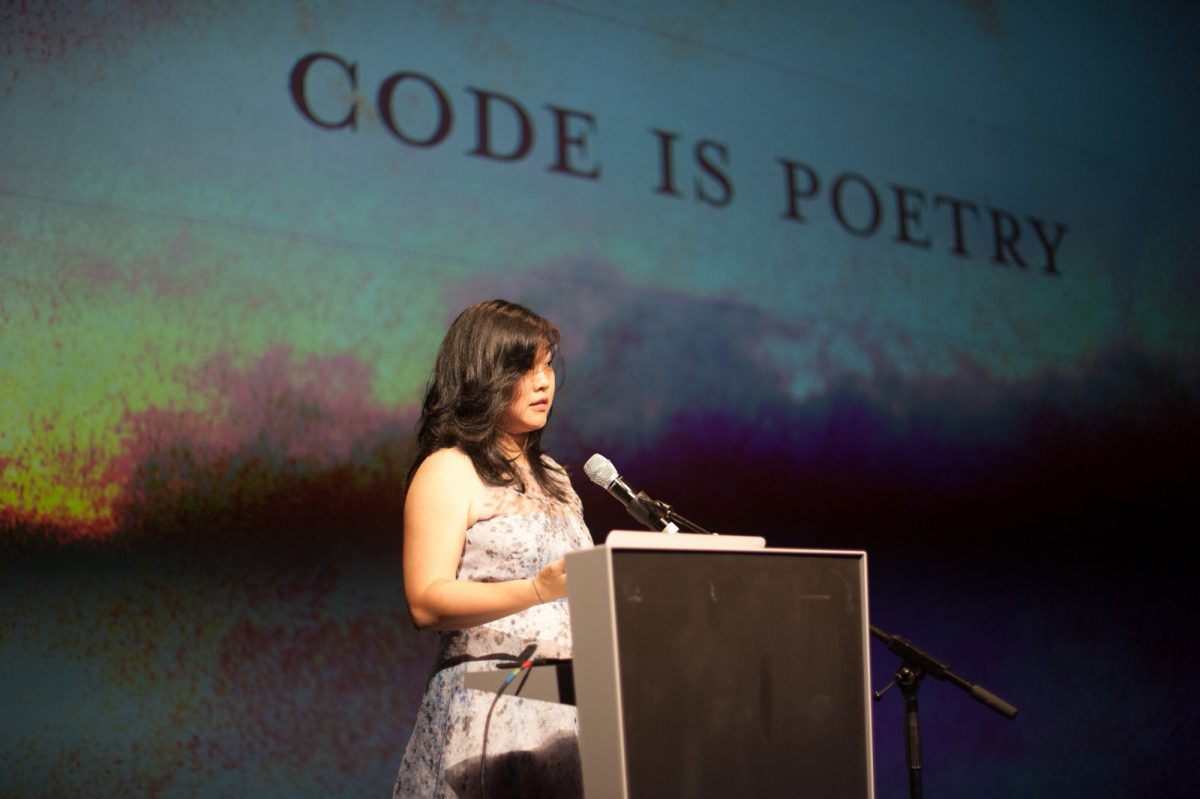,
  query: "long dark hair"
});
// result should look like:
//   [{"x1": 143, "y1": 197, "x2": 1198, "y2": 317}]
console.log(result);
[{"x1": 407, "y1": 299, "x2": 570, "y2": 500}]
